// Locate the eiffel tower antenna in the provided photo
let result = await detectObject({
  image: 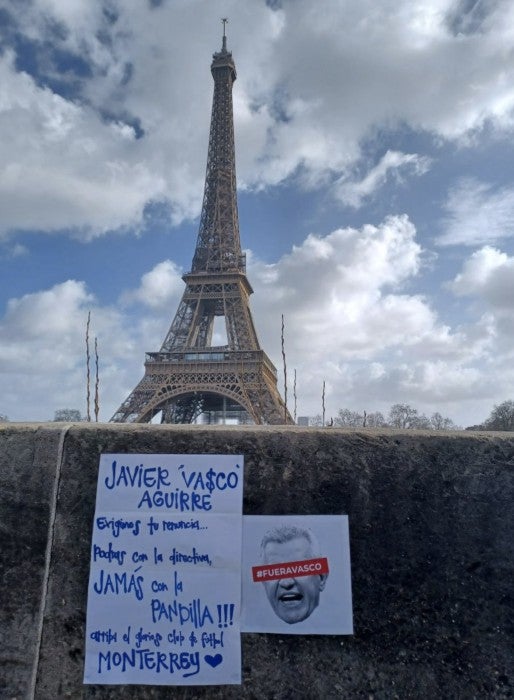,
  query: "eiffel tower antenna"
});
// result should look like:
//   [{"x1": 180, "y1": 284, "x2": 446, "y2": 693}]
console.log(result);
[{"x1": 111, "y1": 29, "x2": 293, "y2": 425}]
